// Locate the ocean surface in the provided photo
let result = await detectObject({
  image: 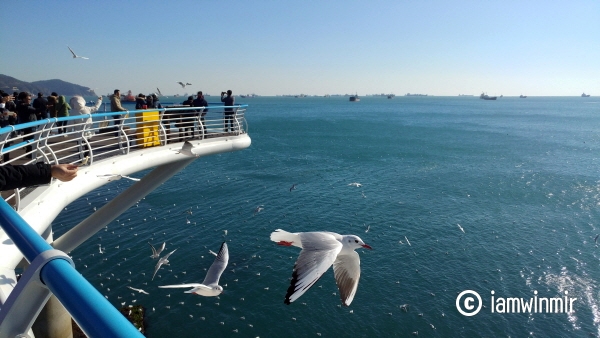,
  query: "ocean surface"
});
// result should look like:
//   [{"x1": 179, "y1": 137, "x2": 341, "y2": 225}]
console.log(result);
[{"x1": 53, "y1": 96, "x2": 600, "y2": 337}]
